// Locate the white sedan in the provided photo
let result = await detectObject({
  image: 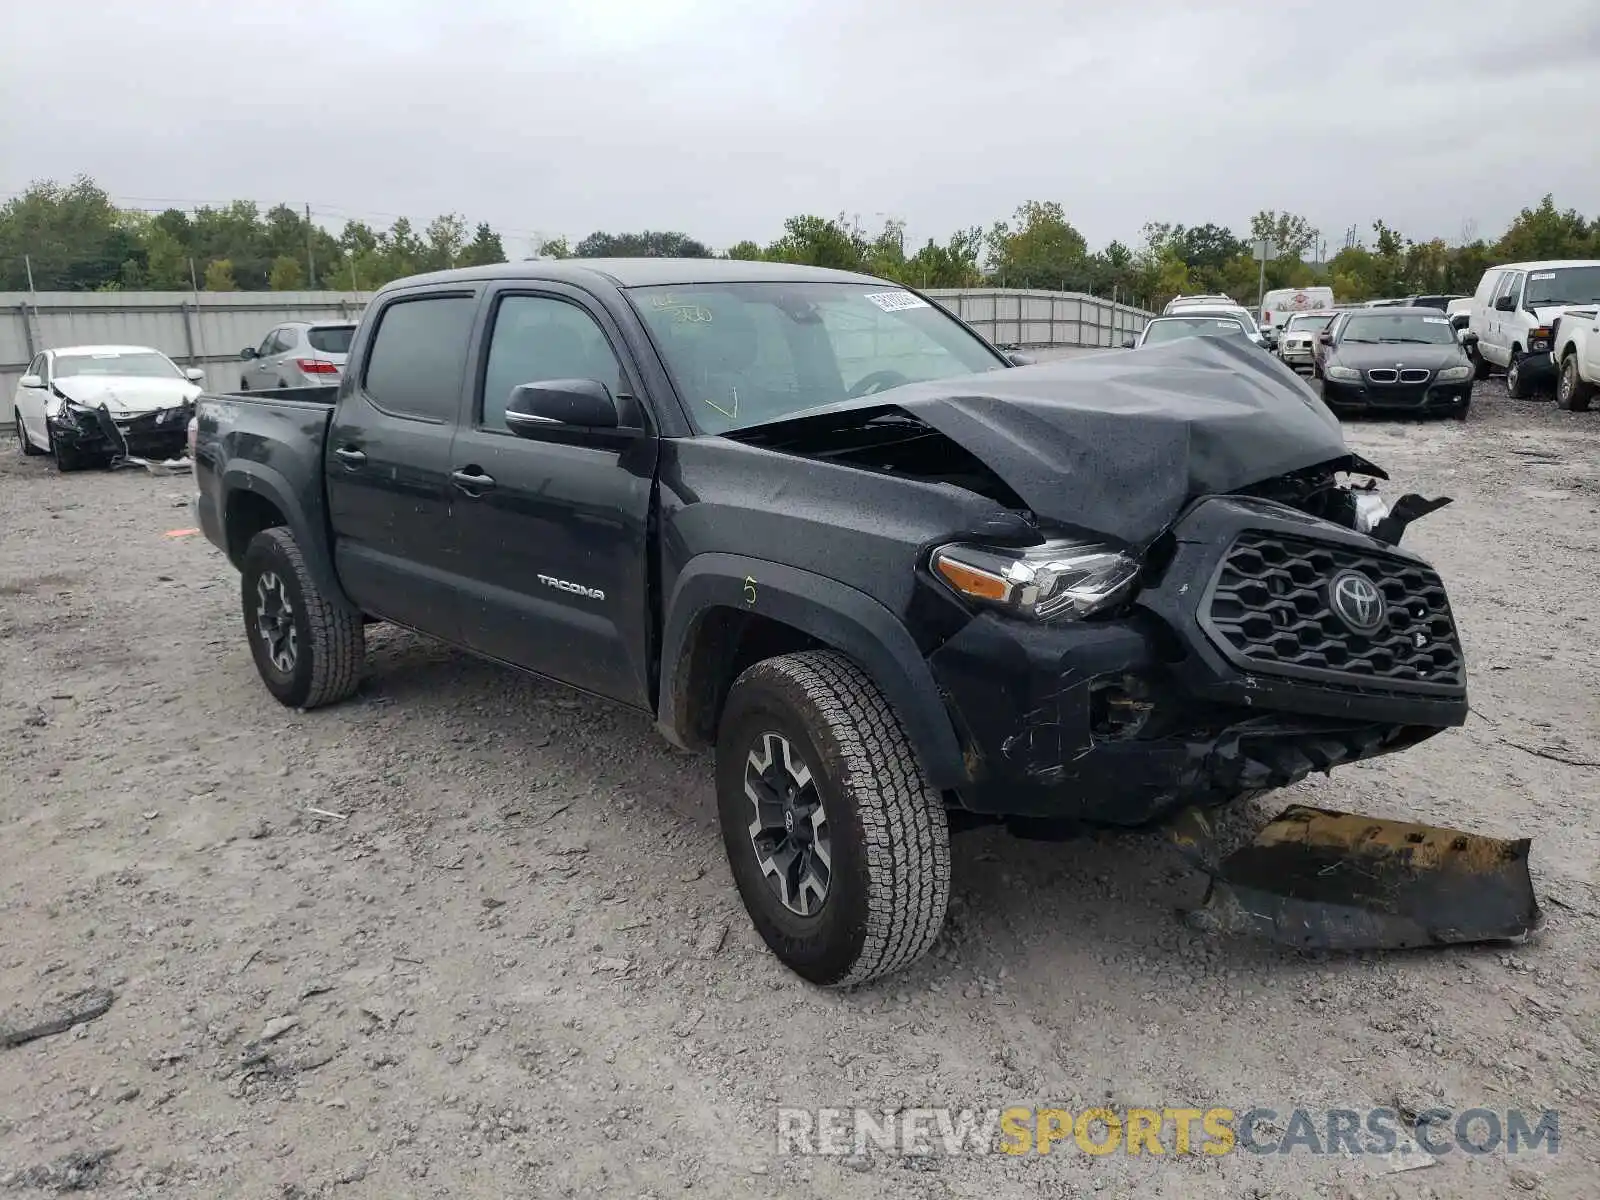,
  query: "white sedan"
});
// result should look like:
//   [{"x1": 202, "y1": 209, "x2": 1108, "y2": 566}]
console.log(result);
[{"x1": 13, "y1": 344, "x2": 204, "y2": 471}]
